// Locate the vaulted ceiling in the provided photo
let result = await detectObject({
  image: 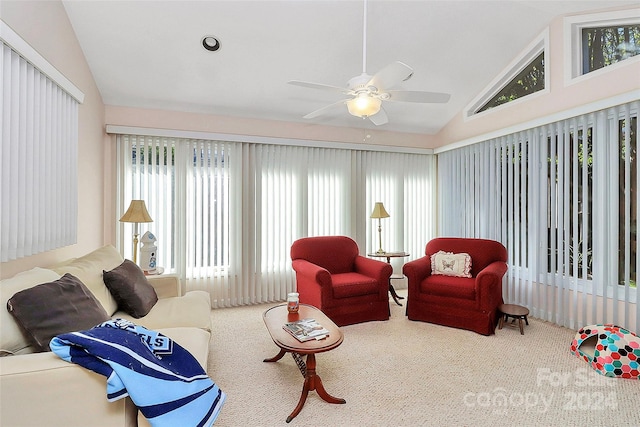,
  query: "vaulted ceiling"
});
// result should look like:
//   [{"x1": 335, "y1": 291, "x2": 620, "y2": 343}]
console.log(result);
[{"x1": 62, "y1": 0, "x2": 635, "y2": 135}]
